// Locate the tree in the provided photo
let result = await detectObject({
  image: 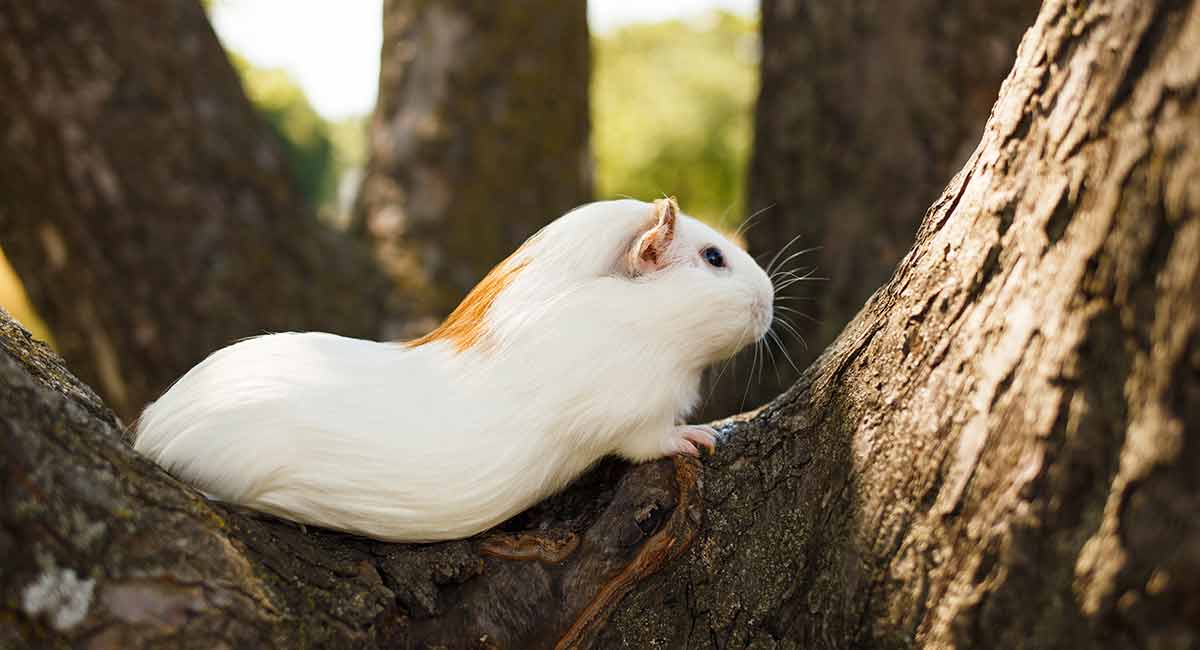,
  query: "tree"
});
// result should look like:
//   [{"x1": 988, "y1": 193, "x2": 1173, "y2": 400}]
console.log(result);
[
  {"x1": 700, "y1": 0, "x2": 1041, "y2": 420},
  {"x1": 3, "y1": 0, "x2": 1198, "y2": 647},
  {"x1": 591, "y1": 12, "x2": 757, "y2": 229},
  {"x1": 353, "y1": 0, "x2": 592, "y2": 335},
  {"x1": 0, "y1": 0, "x2": 388, "y2": 420}
]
